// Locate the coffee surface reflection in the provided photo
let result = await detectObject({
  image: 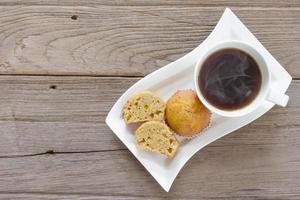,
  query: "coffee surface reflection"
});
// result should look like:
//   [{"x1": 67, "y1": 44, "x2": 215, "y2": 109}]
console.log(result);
[{"x1": 199, "y1": 48, "x2": 262, "y2": 110}]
